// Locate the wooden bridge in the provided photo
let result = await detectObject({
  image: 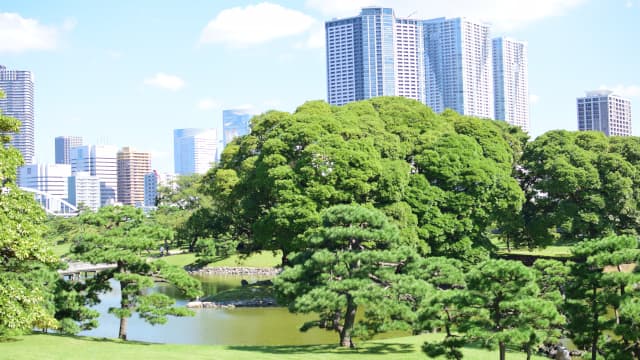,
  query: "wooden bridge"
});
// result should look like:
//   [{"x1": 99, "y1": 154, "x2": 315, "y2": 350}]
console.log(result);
[{"x1": 59, "y1": 262, "x2": 117, "y2": 280}]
